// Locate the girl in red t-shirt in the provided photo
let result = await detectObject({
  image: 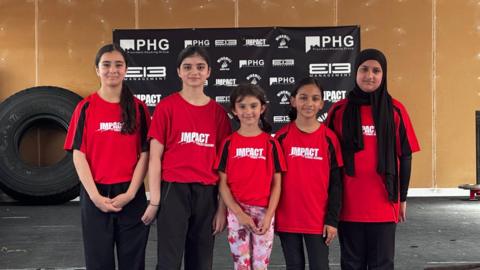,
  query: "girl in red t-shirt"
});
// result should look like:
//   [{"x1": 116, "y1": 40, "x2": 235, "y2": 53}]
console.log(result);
[
  {"x1": 326, "y1": 49, "x2": 420, "y2": 270},
  {"x1": 275, "y1": 77, "x2": 343, "y2": 270},
  {"x1": 215, "y1": 84, "x2": 286, "y2": 270},
  {"x1": 142, "y1": 46, "x2": 232, "y2": 270},
  {"x1": 64, "y1": 44, "x2": 150, "y2": 270}
]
